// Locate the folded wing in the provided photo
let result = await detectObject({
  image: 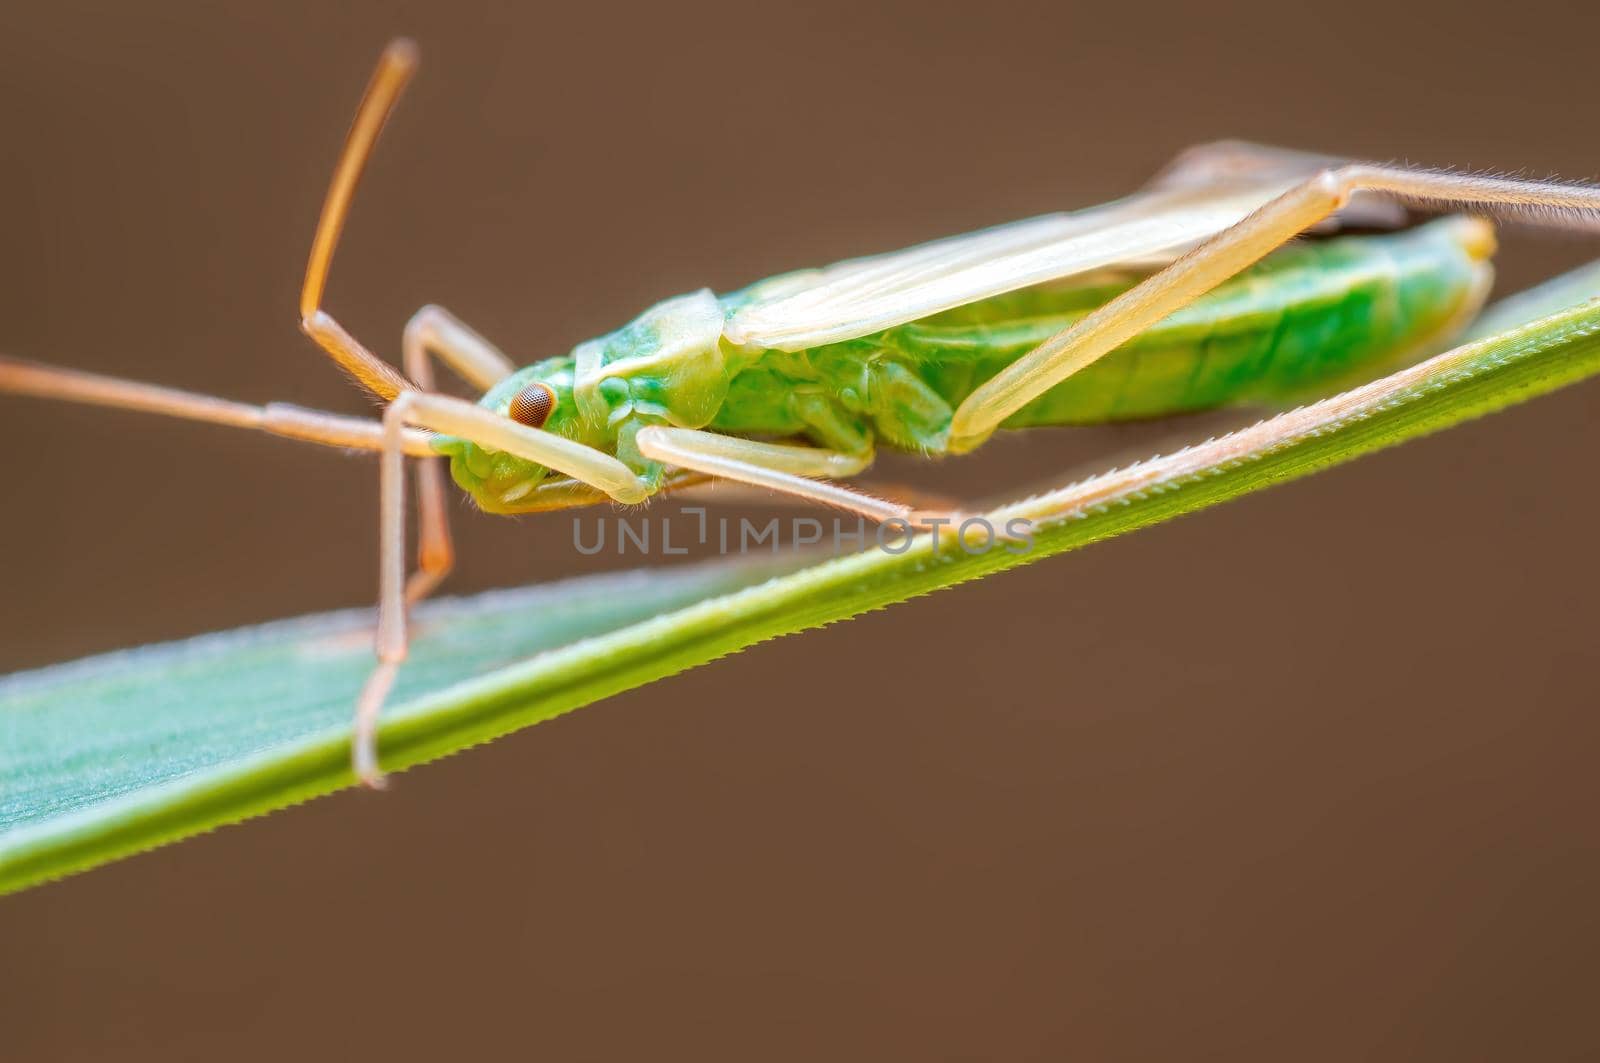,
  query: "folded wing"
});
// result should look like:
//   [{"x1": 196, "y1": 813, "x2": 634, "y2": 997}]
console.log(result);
[{"x1": 724, "y1": 176, "x2": 1312, "y2": 352}]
